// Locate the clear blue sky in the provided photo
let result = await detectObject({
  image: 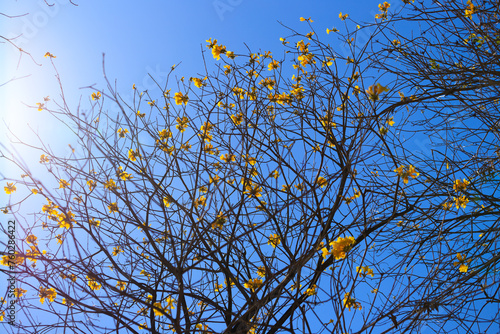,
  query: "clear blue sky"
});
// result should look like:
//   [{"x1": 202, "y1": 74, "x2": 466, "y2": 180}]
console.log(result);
[{"x1": 1, "y1": 0, "x2": 383, "y2": 147}]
